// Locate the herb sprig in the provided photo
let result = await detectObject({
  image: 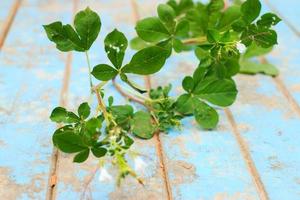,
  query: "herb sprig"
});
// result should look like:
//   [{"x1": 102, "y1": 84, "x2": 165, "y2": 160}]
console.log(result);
[{"x1": 43, "y1": 0, "x2": 280, "y2": 185}]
